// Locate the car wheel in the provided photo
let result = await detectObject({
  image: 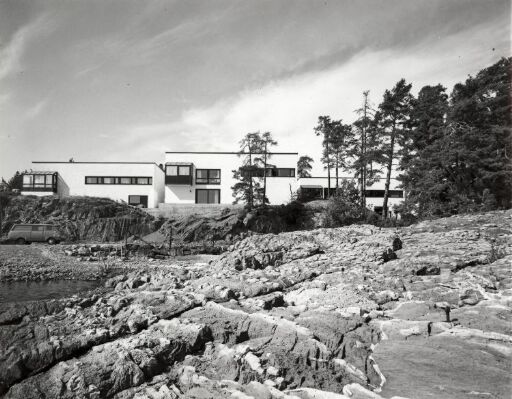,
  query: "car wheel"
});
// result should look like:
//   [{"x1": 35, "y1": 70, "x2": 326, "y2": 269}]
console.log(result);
[
  {"x1": 16, "y1": 238, "x2": 26, "y2": 245},
  {"x1": 47, "y1": 237, "x2": 56, "y2": 245}
]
